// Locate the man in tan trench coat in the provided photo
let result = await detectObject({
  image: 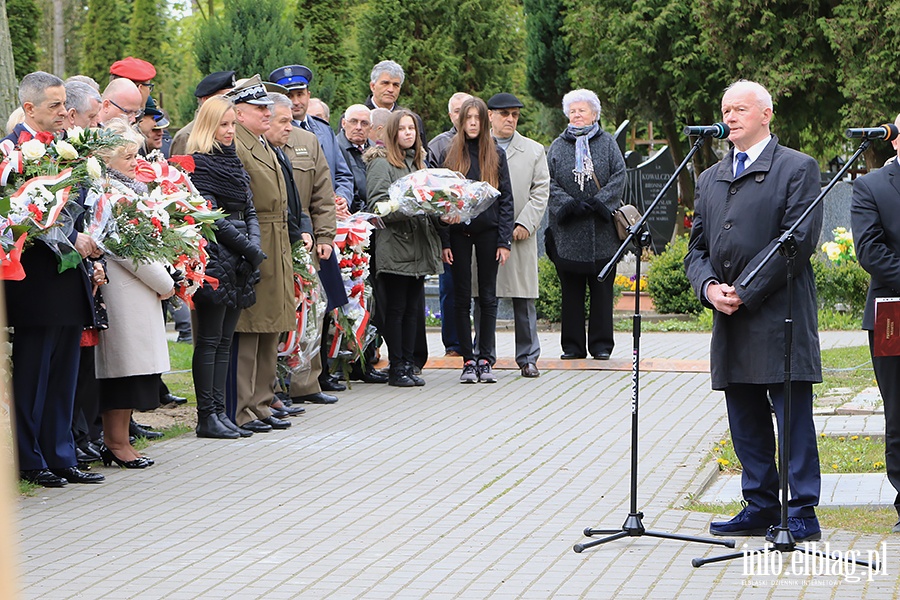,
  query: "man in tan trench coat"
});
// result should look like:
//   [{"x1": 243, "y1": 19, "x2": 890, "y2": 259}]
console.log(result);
[
  {"x1": 475, "y1": 93, "x2": 550, "y2": 377},
  {"x1": 227, "y1": 75, "x2": 295, "y2": 432}
]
